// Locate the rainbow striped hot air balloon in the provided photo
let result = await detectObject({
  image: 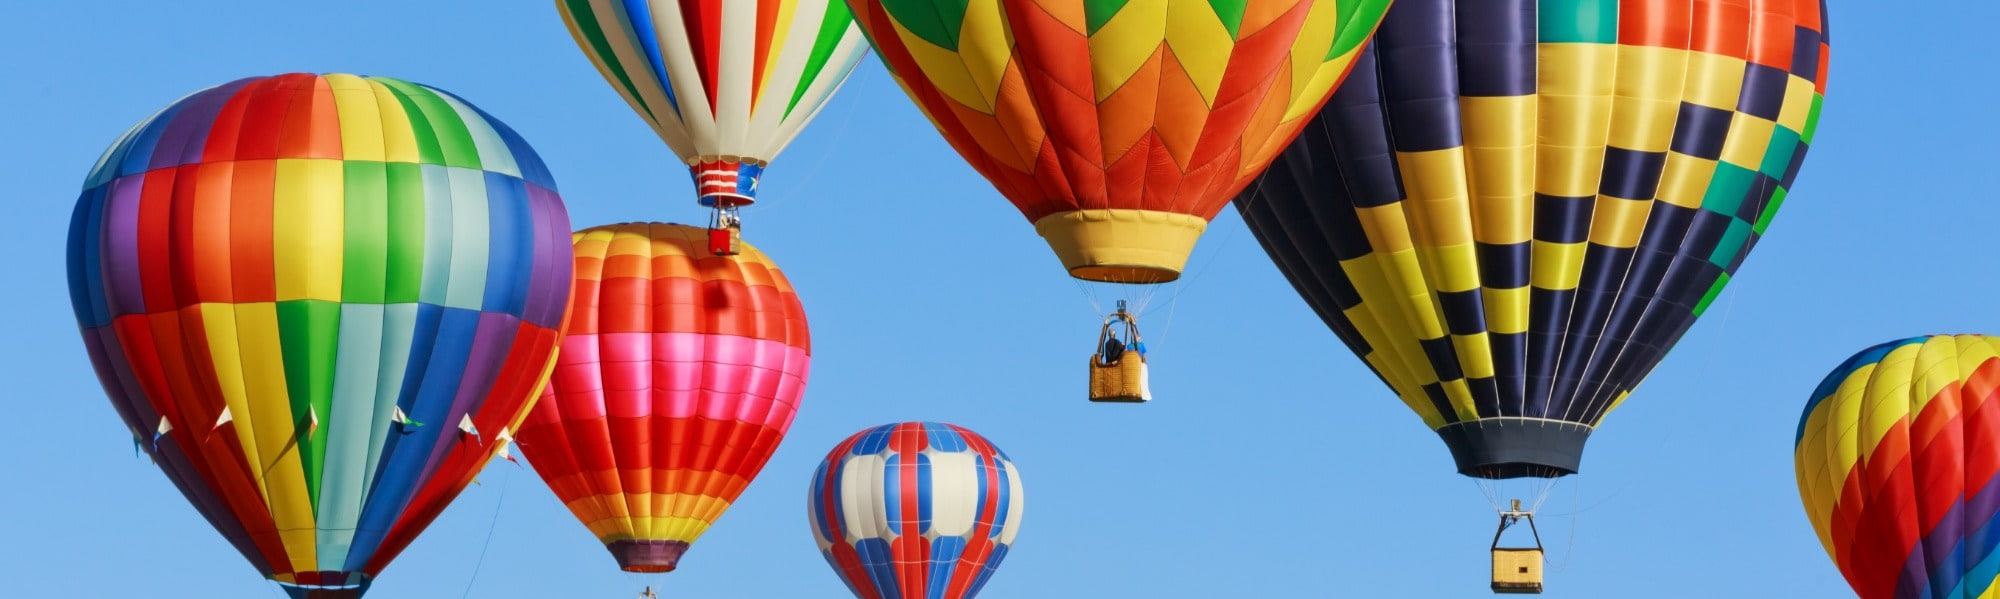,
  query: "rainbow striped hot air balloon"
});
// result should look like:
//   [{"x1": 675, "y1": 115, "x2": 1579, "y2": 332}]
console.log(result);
[
  {"x1": 807, "y1": 422, "x2": 1025, "y2": 599},
  {"x1": 1796, "y1": 335, "x2": 2000, "y2": 599},
  {"x1": 514, "y1": 223, "x2": 811, "y2": 574},
  {"x1": 65, "y1": 73, "x2": 574, "y2": 598}
]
